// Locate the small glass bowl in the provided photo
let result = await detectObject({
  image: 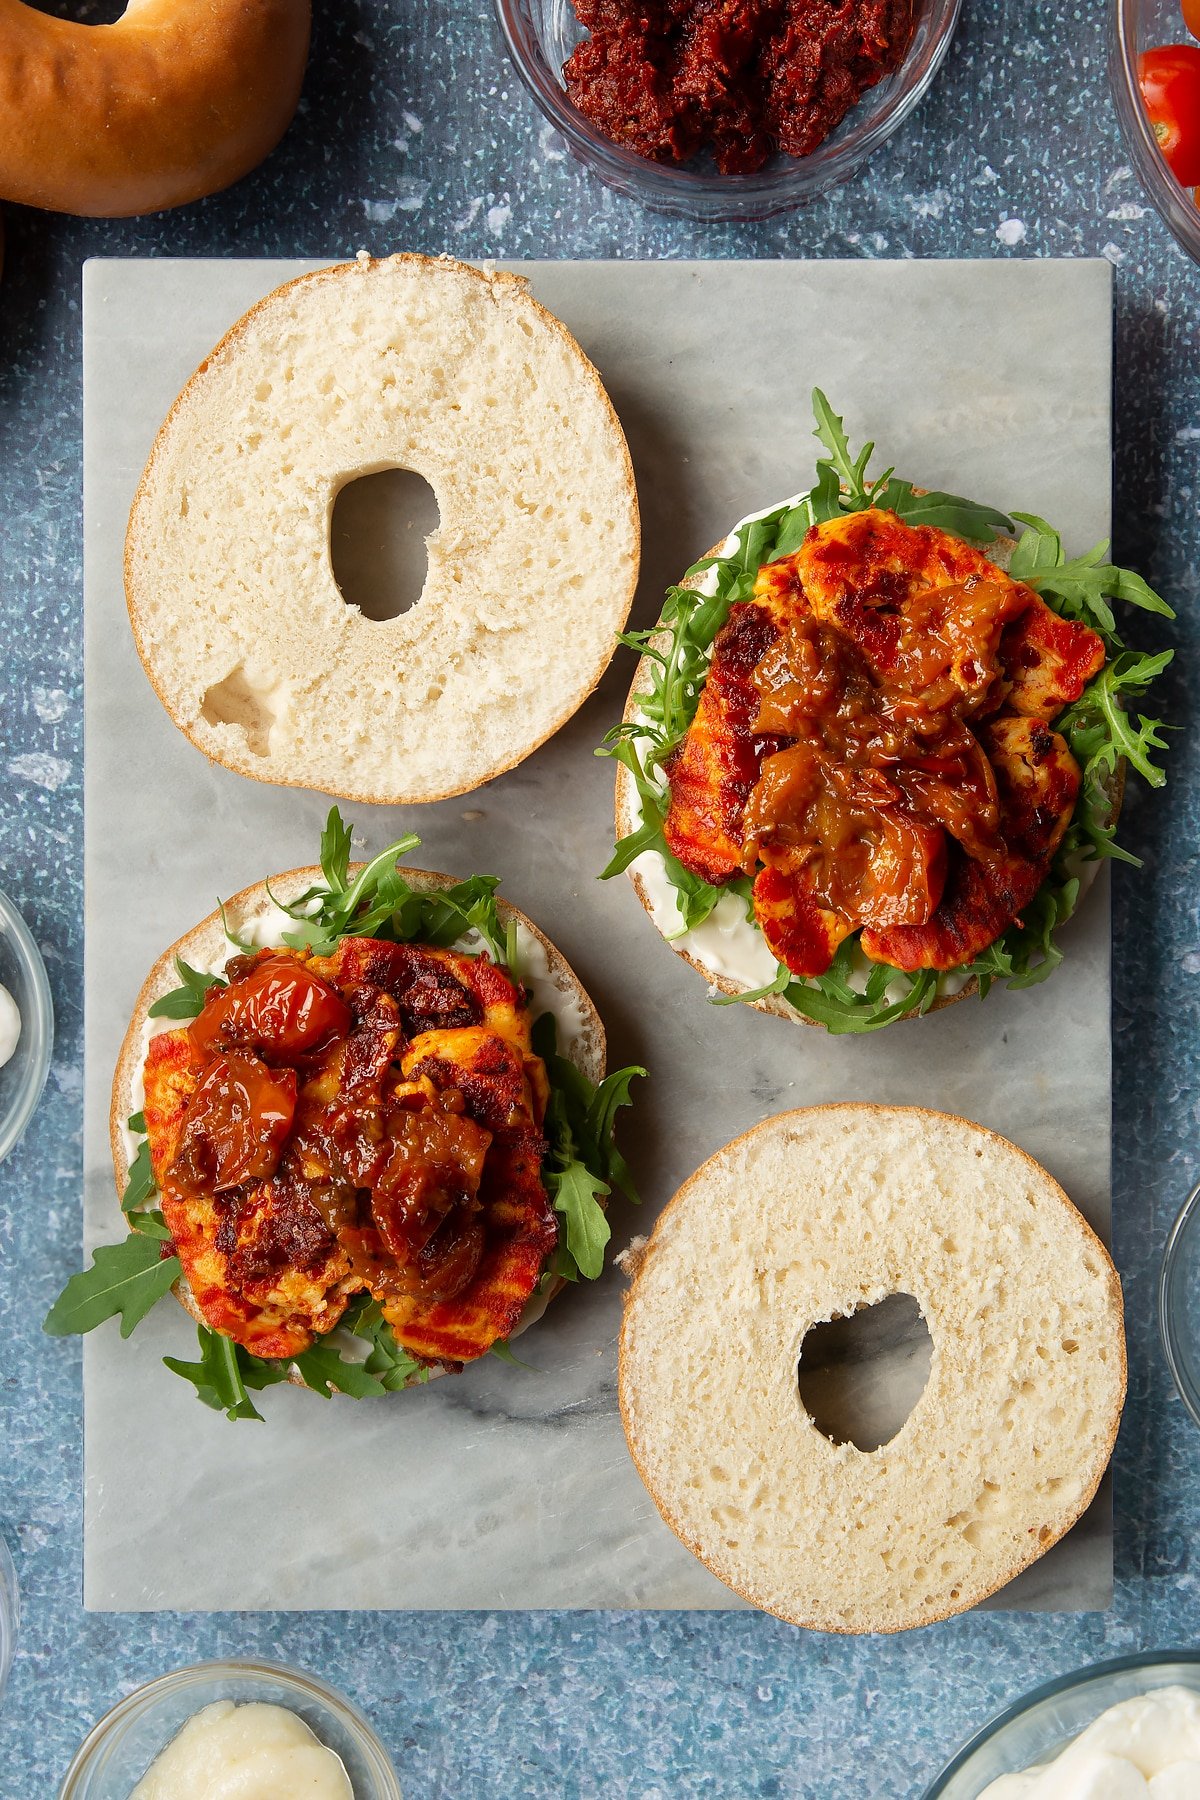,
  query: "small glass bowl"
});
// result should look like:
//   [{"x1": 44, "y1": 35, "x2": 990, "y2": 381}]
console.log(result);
[
  {"x1": 923, "y1": 1651, "x2": 1200, "y2": 1797},
  {"x1": 0, "y1": 1534, "x2": 18, "y2": 1708},
  {"x1": 0, "y1": 888, "x2": 54, "y2": 1166},
  {"x1": 1110, "y1": 0, "x2": 1200, "y2": 264},
  {"x1": 58, "y1": 1660, "x2": 403, "y2": 1800},
  {"x1": 494, "y1": 0, "x2": 963, "y2": 221},
  {"x1": 1160, "y1": 1173, "x2": 1200, "y2": 1426}
]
